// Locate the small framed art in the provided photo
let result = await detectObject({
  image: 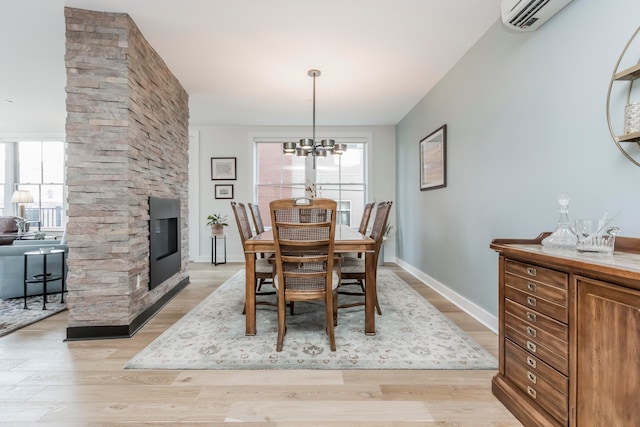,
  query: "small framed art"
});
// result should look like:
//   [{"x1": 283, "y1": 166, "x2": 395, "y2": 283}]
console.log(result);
[
  {"x1": 215, "y1": 184, "x2": 234, "y2": 199},
  {"x1": 419, "y1": 124, "x2": 447, "y2": 191},
  {"x1": 211, "y1": 157, "x2": 237, "y2": 180}
]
